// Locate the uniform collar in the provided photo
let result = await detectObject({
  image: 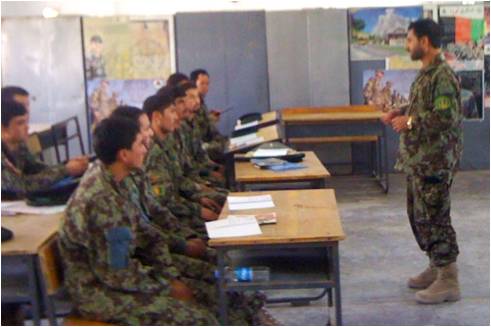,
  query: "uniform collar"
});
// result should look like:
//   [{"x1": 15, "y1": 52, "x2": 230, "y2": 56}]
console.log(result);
[{"x1": 420, "y1": 52, "x2": 445, "y2": 74}]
